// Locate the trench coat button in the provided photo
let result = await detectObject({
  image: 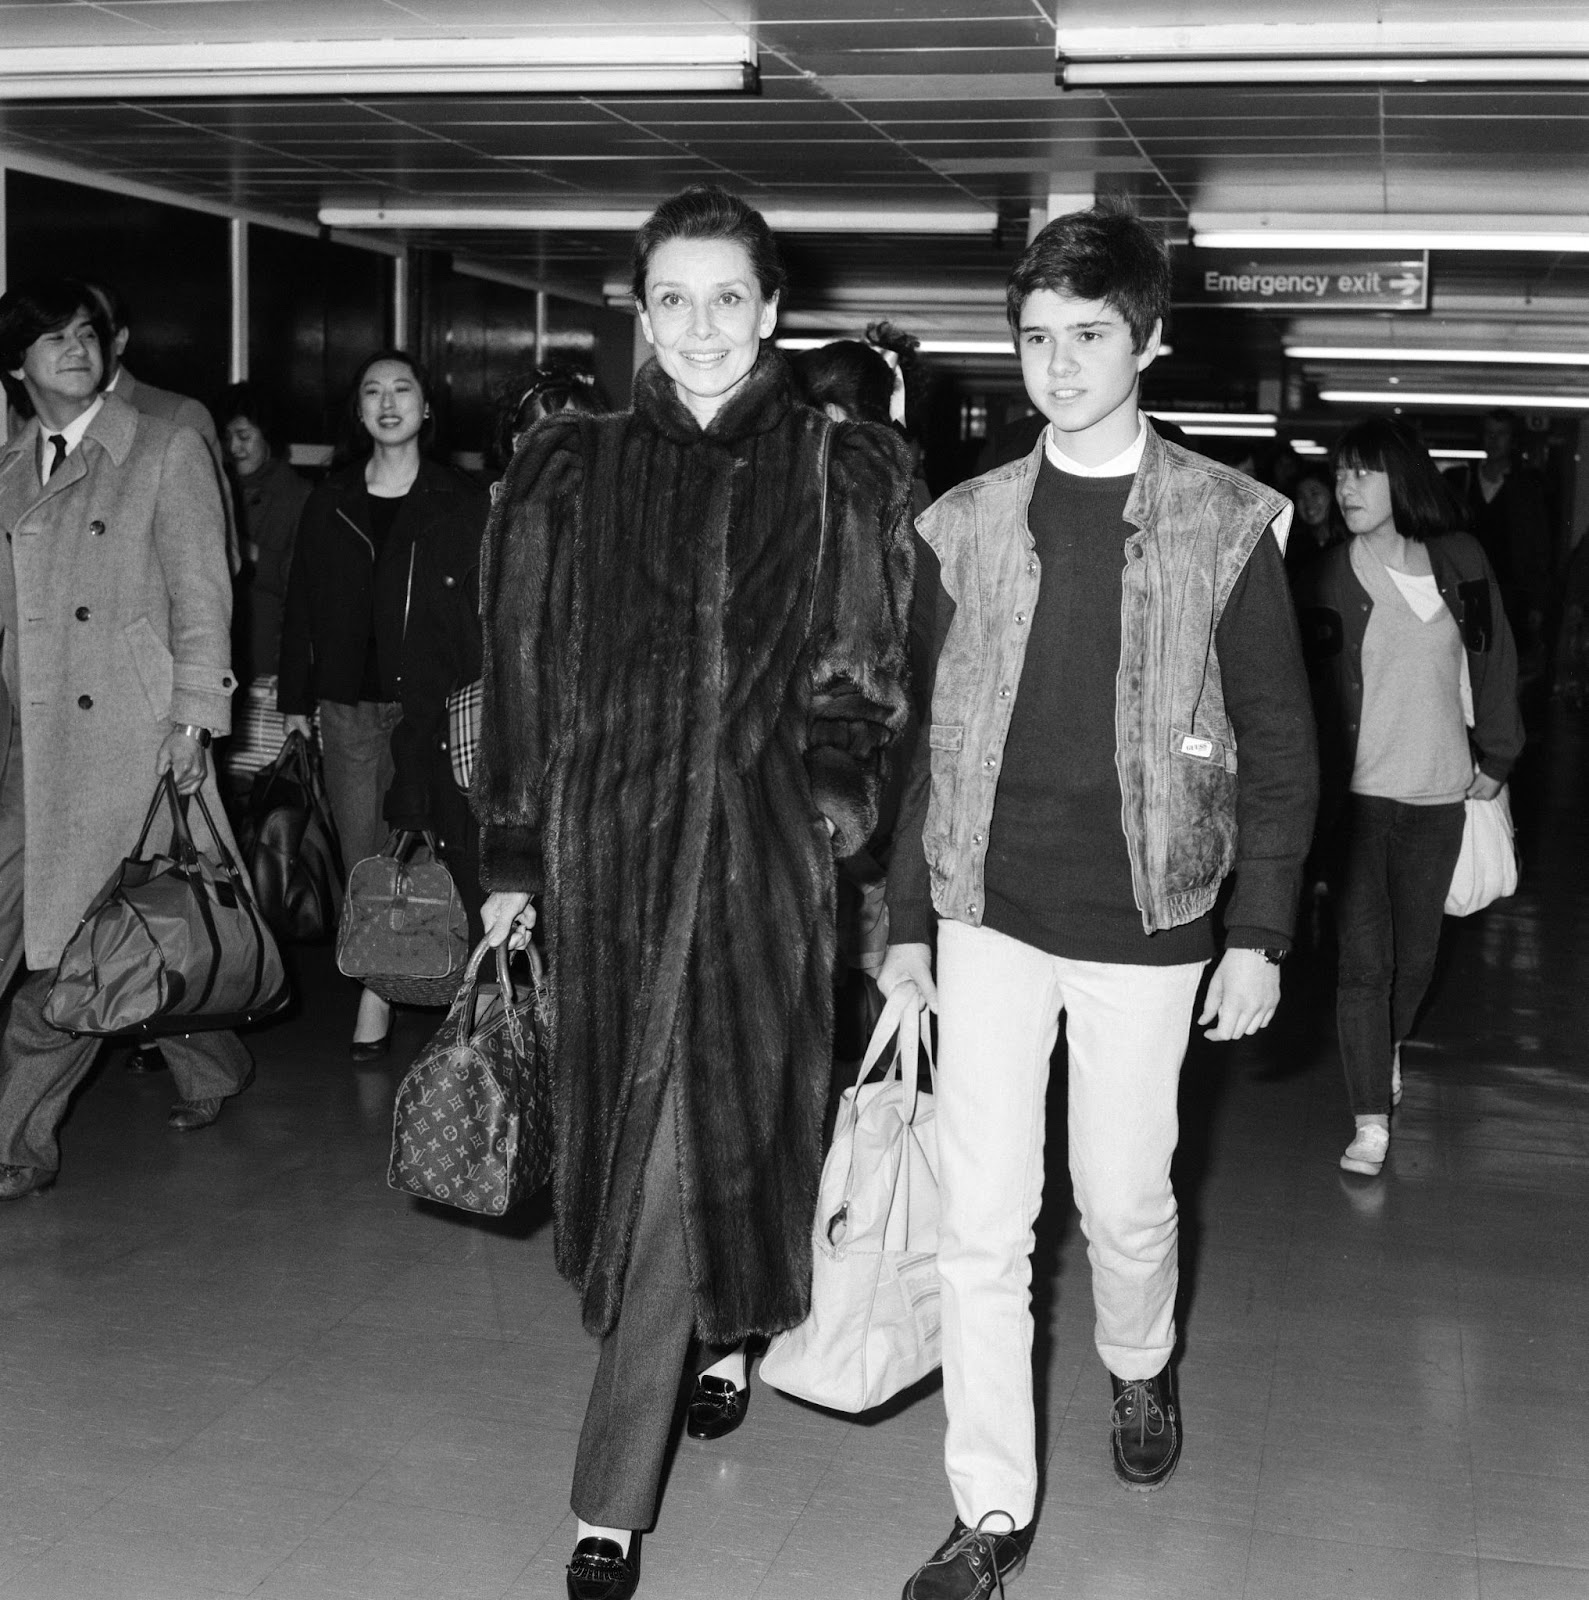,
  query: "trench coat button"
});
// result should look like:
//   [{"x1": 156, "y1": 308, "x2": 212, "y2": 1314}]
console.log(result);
[
  {"x1": 984, "y1": 756, "x2": 996, "y2": 771},
  {"x1": 999, "y1": 686, "x2": 1011, "y2": 698},
  {"x1": 88, "y1": 520, "x2": 105, "y2": 536},
  {"x1": 443, "y1": 575, "x2": 456, "y2": 588},
  {"x1": 74, "y1": 606, "x2": 90, "y2": 621},
  {"x1": 1015, "y1": 611, "x2": 1027, "y2": 624},
  {"x1": 972, "y1": 831, "x2": 984, "y2": 844},
  {"x1": 77, "y1": 694, "x2": 92, "y2": 710},
  {"x1": 966, "y1": 901, "x2": 976, "y2": 915}
]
